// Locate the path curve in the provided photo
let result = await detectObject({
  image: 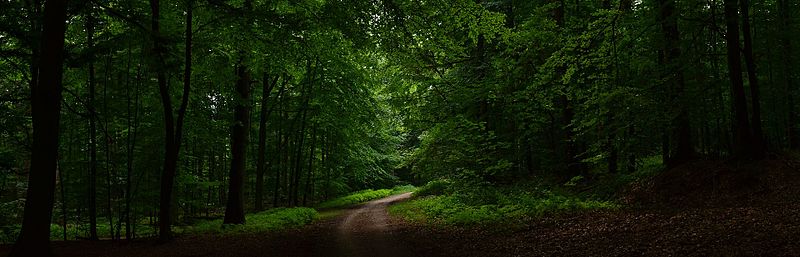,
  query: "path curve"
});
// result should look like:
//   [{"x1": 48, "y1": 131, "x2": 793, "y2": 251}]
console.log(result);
[{"x1": 335, "y1": 192, "x2": 413, "y2": 257}]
